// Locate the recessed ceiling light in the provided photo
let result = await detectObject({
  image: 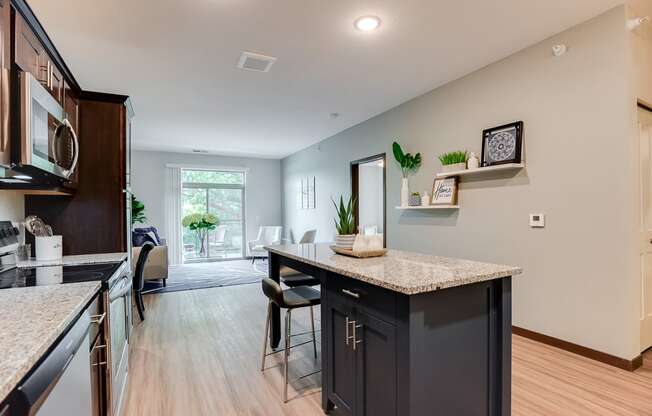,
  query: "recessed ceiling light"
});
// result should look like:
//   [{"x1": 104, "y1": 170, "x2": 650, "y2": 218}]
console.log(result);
[{"x1": 354, "y1": 16, "x2": 381, "y2": 32}]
